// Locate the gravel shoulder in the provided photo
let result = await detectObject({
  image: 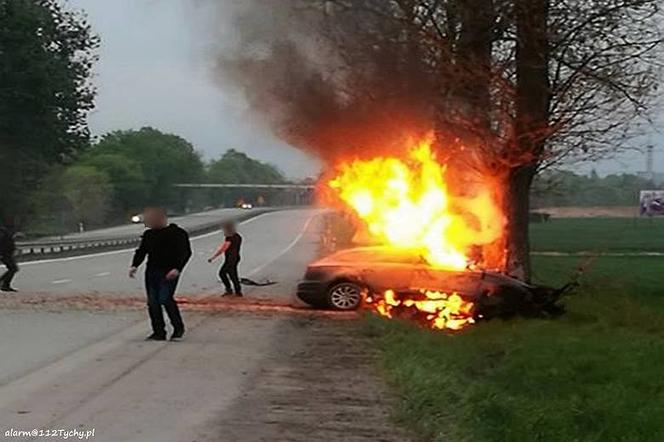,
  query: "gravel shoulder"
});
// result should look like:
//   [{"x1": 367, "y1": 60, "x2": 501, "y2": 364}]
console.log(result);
[{"x1": 206, "y1": 316, "x2": 409, "y2": 442}]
